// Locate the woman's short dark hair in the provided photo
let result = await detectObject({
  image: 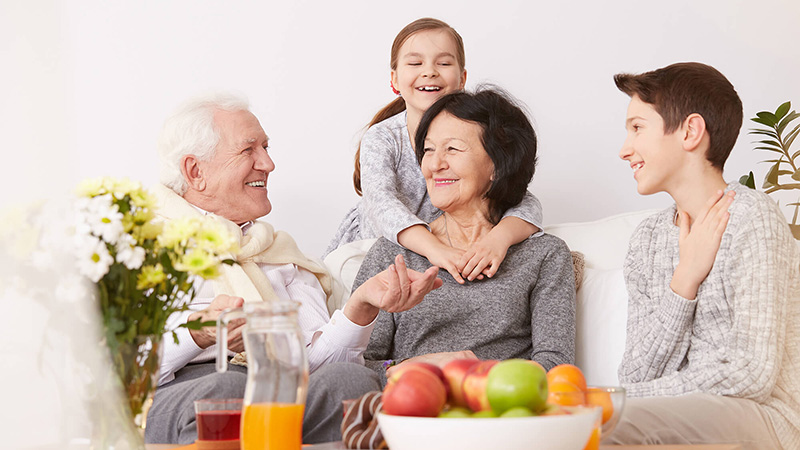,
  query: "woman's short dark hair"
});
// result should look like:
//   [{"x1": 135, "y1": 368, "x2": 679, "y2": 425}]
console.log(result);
[{"x1": 415, "y1": 87, "x2": 538, "y2": 224}]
